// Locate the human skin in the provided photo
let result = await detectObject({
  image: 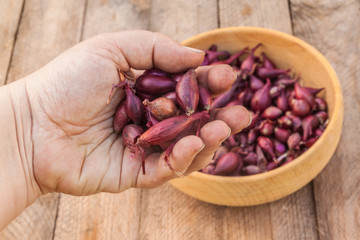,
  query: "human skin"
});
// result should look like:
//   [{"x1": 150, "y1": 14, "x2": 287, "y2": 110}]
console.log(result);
[{"x1": 0, "y1": 31, "x2": 250, "y2": 230}]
